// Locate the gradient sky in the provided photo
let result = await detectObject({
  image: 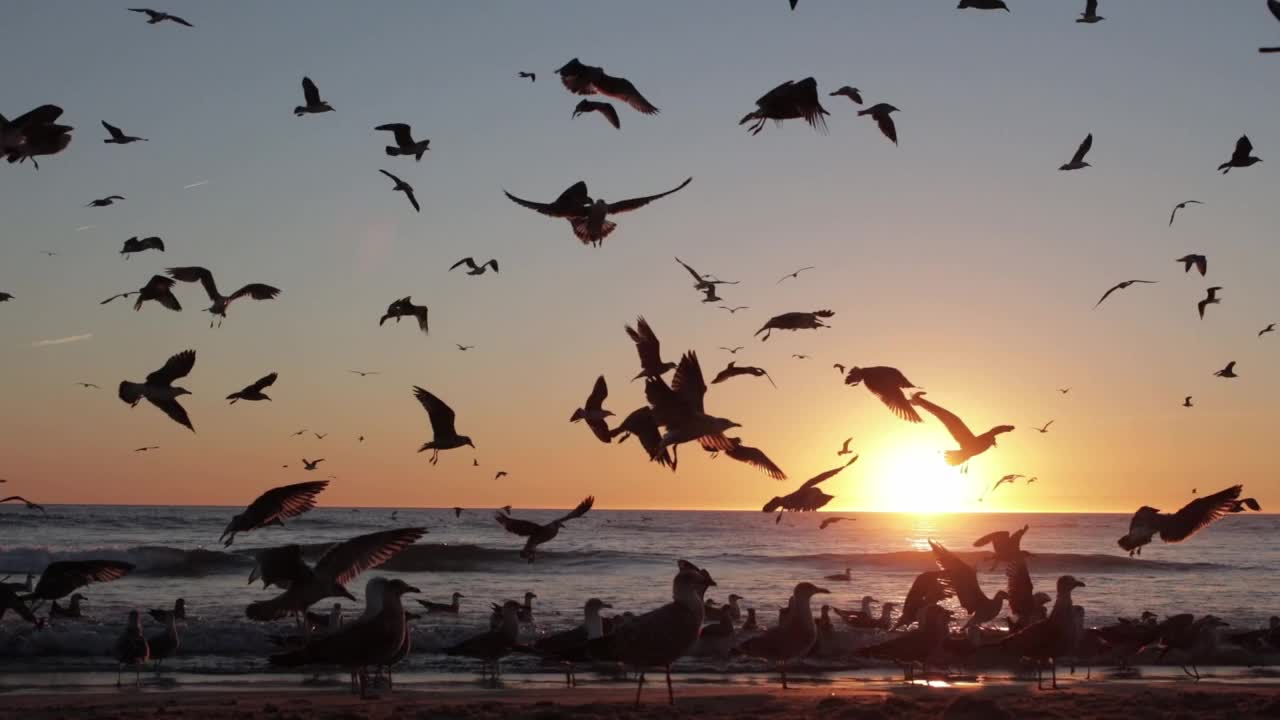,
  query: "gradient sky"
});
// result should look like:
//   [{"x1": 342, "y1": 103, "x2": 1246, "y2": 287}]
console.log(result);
[{"x1": 1, "y1": 1, "x2": 1277, "y2": 513}]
